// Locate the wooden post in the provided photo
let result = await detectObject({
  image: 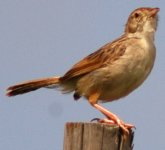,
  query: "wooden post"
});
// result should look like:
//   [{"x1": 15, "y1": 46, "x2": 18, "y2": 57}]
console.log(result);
[{"x1": 63, "y1": 122, "x2": 134, "y2": 150}]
